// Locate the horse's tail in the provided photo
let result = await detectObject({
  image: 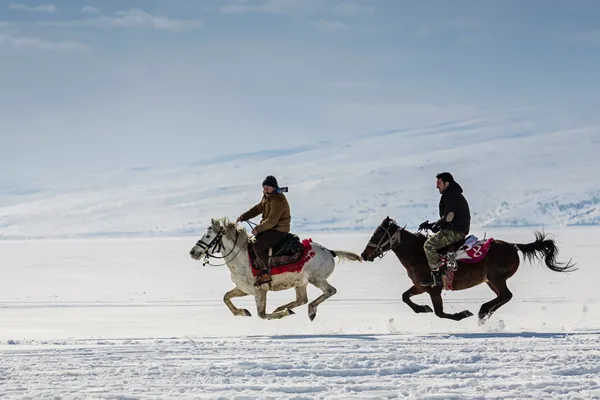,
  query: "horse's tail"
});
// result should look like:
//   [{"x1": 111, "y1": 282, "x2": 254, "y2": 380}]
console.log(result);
[
  {"x1": 513, "y1": 230, "x2": 576, "y2": 272},
  {"x1": 329, "y1": 250, "x2": 362, "y2": 263}
]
